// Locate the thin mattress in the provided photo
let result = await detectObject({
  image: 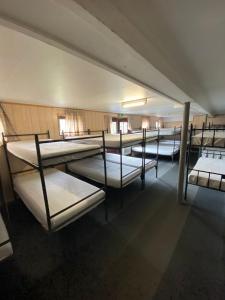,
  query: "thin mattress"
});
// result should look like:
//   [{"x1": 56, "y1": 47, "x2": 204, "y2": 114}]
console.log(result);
[
  {"x1": 95, "y1": 153, "x2": 157, "y2": 170},
  {"x1": 68, "y1": 132, "x2": 157, "y2": 148},
  {"x1": 192, "y1": 131, "x2": 225, "y2": 147},
  {"x1": 68, "y1": 157, "x2": 141, "y2": 188},
  {"x1": 132, "y1": 143, "x2": 180, "y2": 156},
  {"x1": 0, "y1": 213, "x2": 13, "y2": 262},
  {"x1": 159, "y1": 139, "x2": 181, "y2": 146},
  {"x1": 13, "y1": 168, "x2": 105, "y2": 231},
  {"x1": 158, "y1": 128, "x2": 181, "y2": 136},
  {"x1": 7, "y1": 140, "x2": 101, "y2": 167},
  {"x1": 188, "y1": 157, "x2": 225, "y2": 190}
]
